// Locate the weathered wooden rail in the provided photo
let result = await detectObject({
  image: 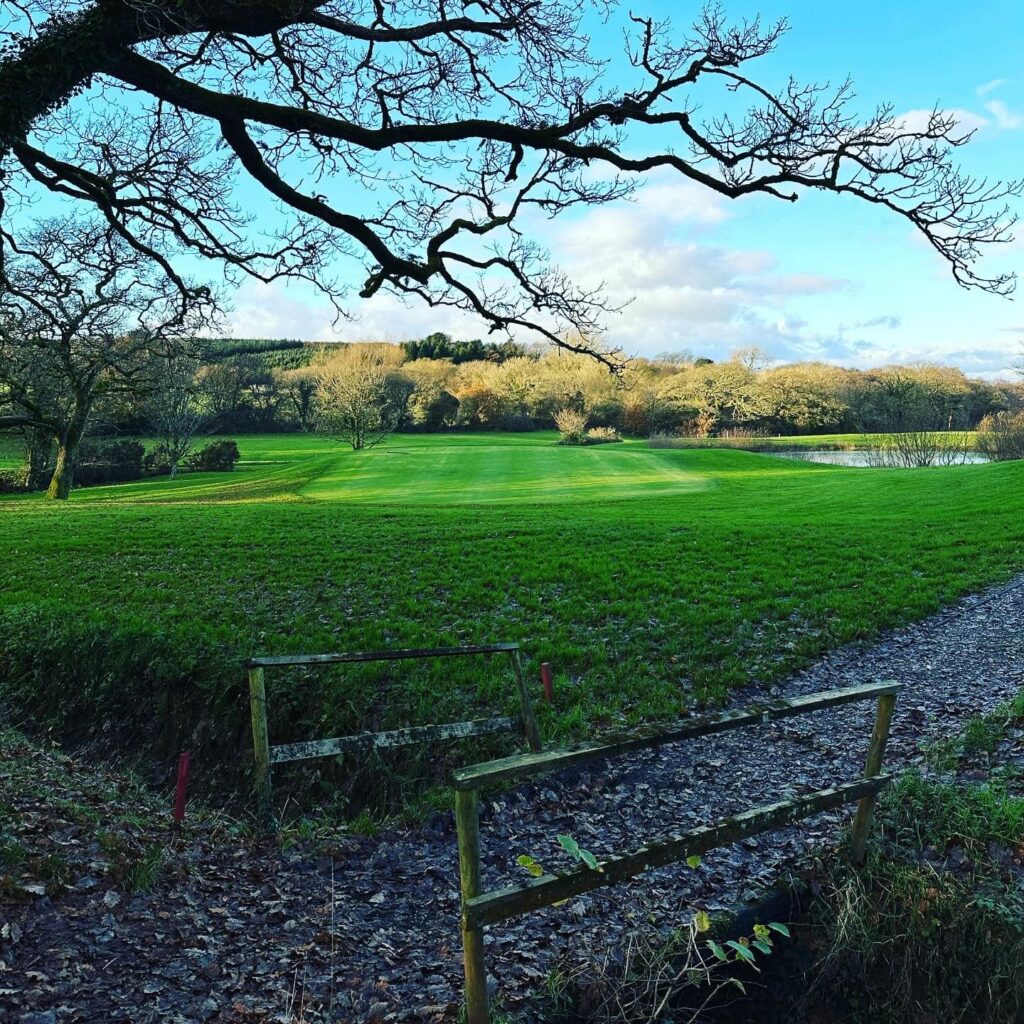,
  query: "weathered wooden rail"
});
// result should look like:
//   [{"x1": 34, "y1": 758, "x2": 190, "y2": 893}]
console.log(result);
[
  {"x1": 452, "y1": 681, "x2": 900, "y2": 1024},
  {"x1": 246, "y1": 643, "x2": 541, "y2": 818}
]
